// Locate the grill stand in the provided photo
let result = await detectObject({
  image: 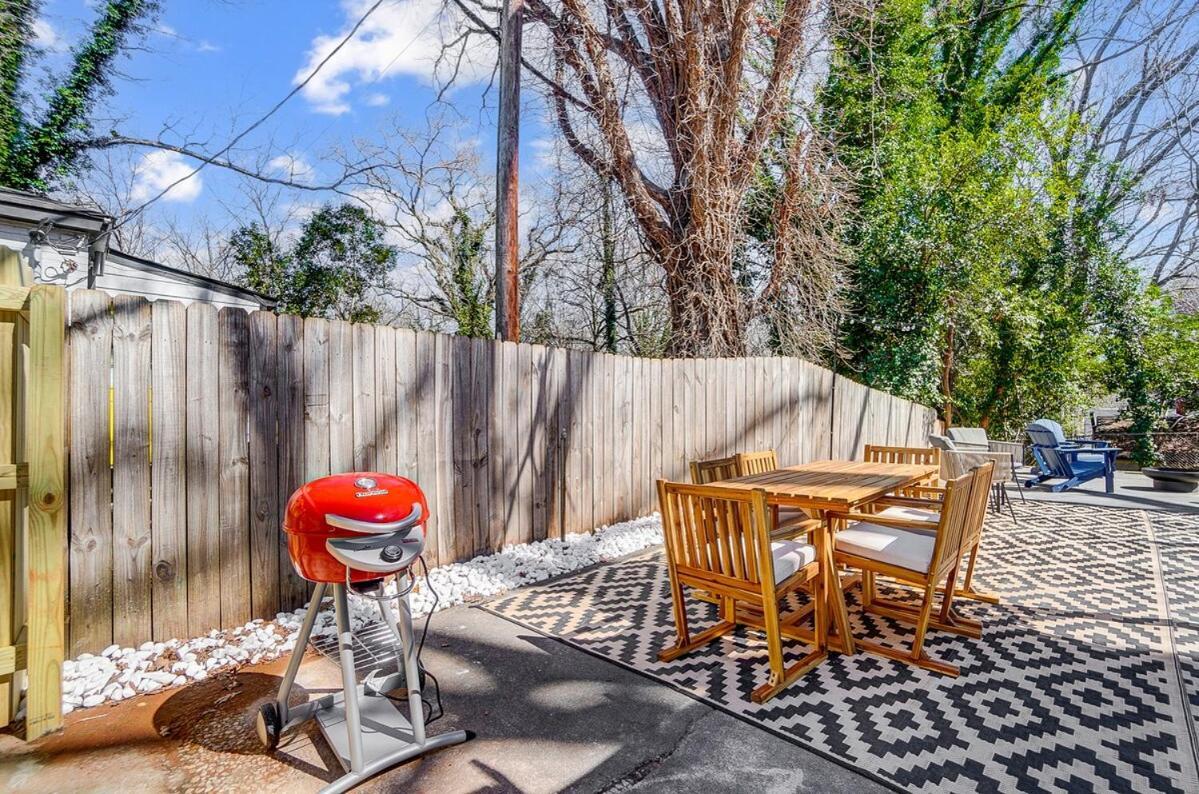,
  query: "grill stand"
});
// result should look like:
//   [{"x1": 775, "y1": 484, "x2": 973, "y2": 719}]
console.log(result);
[{"x1": 261, "y1": 576, "x2": 468, "y2": 794}]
